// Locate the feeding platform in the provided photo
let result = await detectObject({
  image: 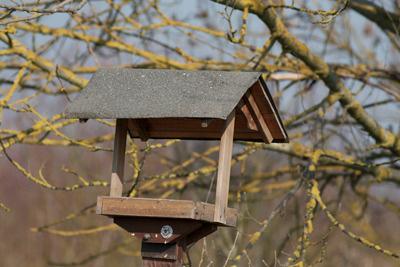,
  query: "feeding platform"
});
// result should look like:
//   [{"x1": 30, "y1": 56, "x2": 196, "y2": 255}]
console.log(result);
[{"x1": 65, "y1": 68, "x2": 288, "y2": 266}]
